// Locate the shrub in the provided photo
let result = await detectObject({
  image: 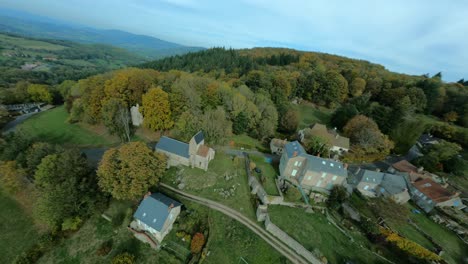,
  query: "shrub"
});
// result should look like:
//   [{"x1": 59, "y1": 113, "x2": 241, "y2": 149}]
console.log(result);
[
  {"x1": 327, "y1": 185, "x2": 348, "y2": 209},
  {"x1": 380, "y1": 228, "x2": 441, "y2": 261},
  {"x1": 96, "y1": 240, "x2": 113, "y2": 256},
  {"x1": 112, "y1": 252, "x2": 135, "y2": 264},
  {"x1": 62, "y1": 216, "x2": 83, "y2": 231},
  {"x1": 190, "y1": 232, "x2": 205, "y2": 254}
]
